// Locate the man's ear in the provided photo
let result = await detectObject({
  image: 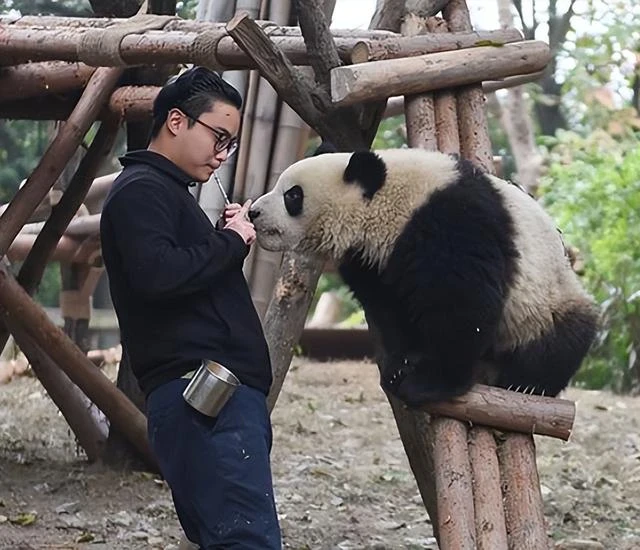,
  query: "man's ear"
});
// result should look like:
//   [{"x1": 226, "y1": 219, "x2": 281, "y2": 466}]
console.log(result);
[{"x1": 165, "y1": 108, "x2": 184, "y2": 136}]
